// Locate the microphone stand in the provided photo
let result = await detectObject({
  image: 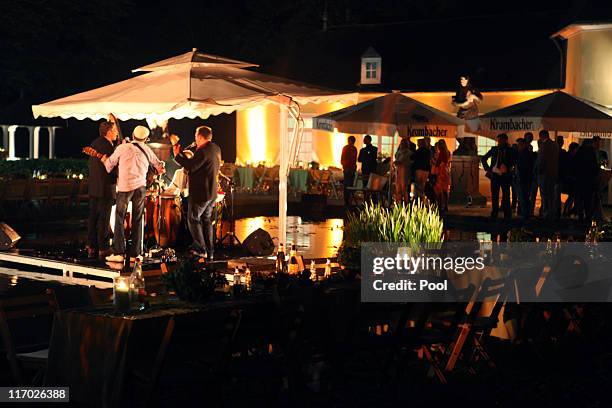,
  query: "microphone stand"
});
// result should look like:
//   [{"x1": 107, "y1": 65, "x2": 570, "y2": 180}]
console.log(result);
[{"x1": 218, "y1": 173, "x2": 241, "y2": 248}]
